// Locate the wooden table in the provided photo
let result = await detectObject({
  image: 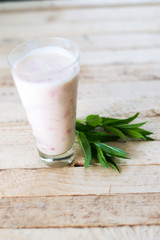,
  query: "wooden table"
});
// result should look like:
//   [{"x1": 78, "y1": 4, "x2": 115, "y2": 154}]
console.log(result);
[{"x1": 0, "y1": 0, "x2": 160, "y2": 239}]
